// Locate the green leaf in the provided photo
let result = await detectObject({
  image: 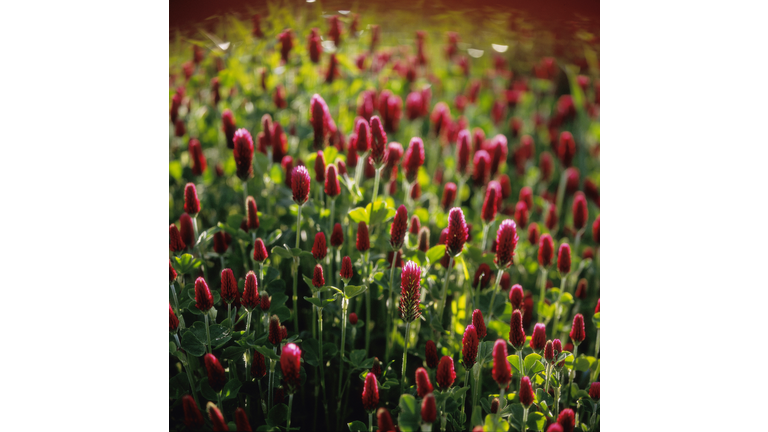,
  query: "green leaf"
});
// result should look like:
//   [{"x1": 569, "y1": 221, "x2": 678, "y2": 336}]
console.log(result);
[
  {"x1": 304, "y1": 296, "x2": 336, "y2": 308},
  {"x1": 523, "y1": 354, "x2": 543, "y2": 374},
  {"x1": 271, "y1": 246, "x2": 292, "y2": 259},
  {"x1": 181, "y1": 330, "x2": 206, "y2": 357},
  {"x1": 221, "y1": 346, "x2": 247, "y2": 360},
  {"x1": 273, "y1": 305, "x2": 292, "y2": 323},
  {"x1": 169, "y1": 341, "x2": 177, "y2": 354},
  {"x1": 253, "y1": 345, "x2": 280, "y2": 361},
  {"x1": 200, "y1": 379, "x2": 218, "y2": 401},
  {"x1": 508, "y1": 355, "x2": 521, "y2": 375},
  {"x1": 559, "y1": 292, "x2": 574, "y2": 308},
  {"x1": 484, "y1": 413, "x2": 510, "y2": 432},
  {"x1": 527, "y1": 410, "x2": 546, "y2": 430},
  {"x1": 471, "y1": 406, "x2": 484, "y2": 428},
  {"x1": 592, "y1": 312, "x2": 600, "y2": 329},
  {"x1": 254, "y1": 152, "x2": 270, "y2": 175},
  {"x1": 344, "y1": 285, "x2": 367, "y2": 299},
  {"x1": 349, "y1": 350, "x2": 366, "y2": 367},
  {"x1": 451, "y1": 386, "x2": 470, "y2": 400},
  {"x1": 221, "y1": 379, "x2": 242, "y2": 400},
  {"x1": 397, "y1": 394, "x2": 420, "y2": 432},
  {"x1": 267, "y1": 403, "x2": 288, "y2": 427},
  {"x1": 347, "y1": 207, "x2": 368, "y2": 224},
  {"x1": 209, "y1": 324, "x2": 231, "y2": 347},
  {"x1": 173, "y1": 253, "x2": 202, "y2": 274},
  {"x1": 426, "y1": 245, "x2": 447, "y2": 263},
  {"x1": 347, "y1": 421, "x2": 367, "y2": 432},
  {"x1": 264, "y1": 229, "x2": 282, "y2": 245}
]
